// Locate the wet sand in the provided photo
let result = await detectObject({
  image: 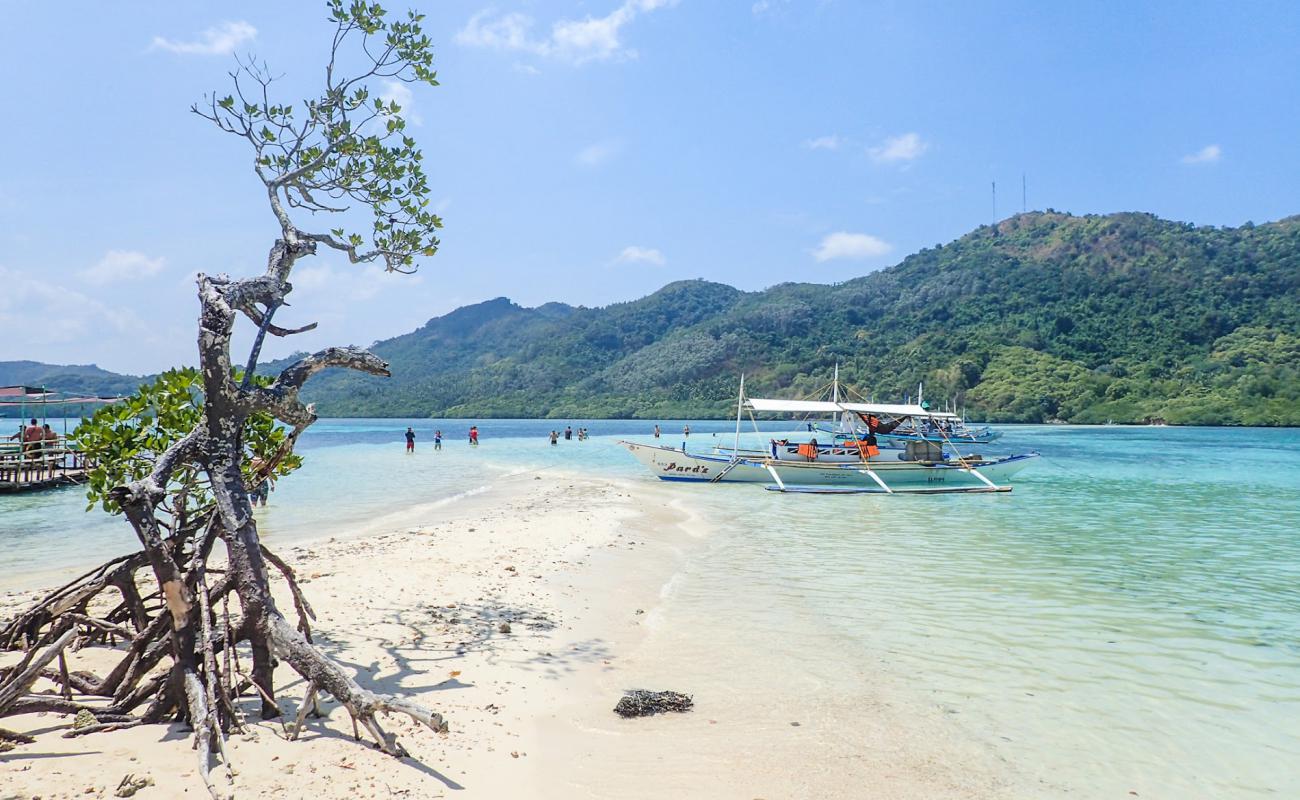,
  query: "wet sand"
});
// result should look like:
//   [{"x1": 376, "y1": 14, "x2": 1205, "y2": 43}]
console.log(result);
[{"x1": 0, "y1": 470, "x2": 1020, "y2": 799}]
